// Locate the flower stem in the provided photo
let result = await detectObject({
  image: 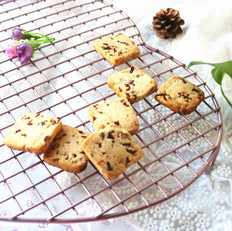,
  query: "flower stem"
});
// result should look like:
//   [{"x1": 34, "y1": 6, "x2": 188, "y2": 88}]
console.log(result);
[
  {"x1": 28, "y1": 37, "x2": 55, "y2": 48},
  {"x1": 220, "y1": 85, "x2": 232, "y2": 107}
]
